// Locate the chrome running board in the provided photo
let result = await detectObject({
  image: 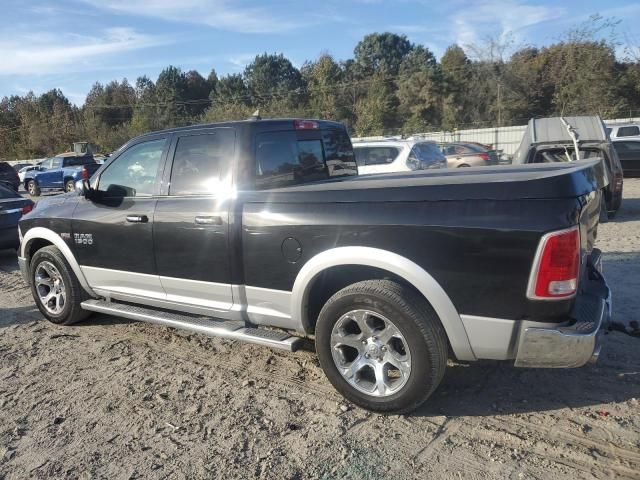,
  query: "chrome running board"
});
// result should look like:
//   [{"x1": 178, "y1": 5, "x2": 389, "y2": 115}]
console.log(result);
[{"x1": 80, "y1": 299, "x2": 302, "y2": 352}]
